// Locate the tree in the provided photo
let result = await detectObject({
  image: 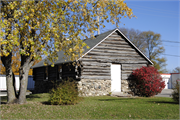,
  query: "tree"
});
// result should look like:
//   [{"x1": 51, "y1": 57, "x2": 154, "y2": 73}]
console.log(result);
[
  {"x1": 172, "y1": 67, "x2": 180, "y2": 73},
  {"x1": 120, "y1": 27, "x2": 167, "y2": 73},
  {"x1": 0, "y1": 0, "x2": 134, "y2": 104},
  {"x1": 141, "y1": 31, "x2": 167, "y2": 73},
  {"x1": 0, "y1": 48, "x2": 20, "y2": 75},
  {"x1": 0, "y1": 47, "x2": 42, "y2": 75},
  {"x1": 0, "y1": 61, "x2": 6, "y2": 75},
  {"x1": 120, "y1": 27, "x2": 147, "y2": 54}
]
